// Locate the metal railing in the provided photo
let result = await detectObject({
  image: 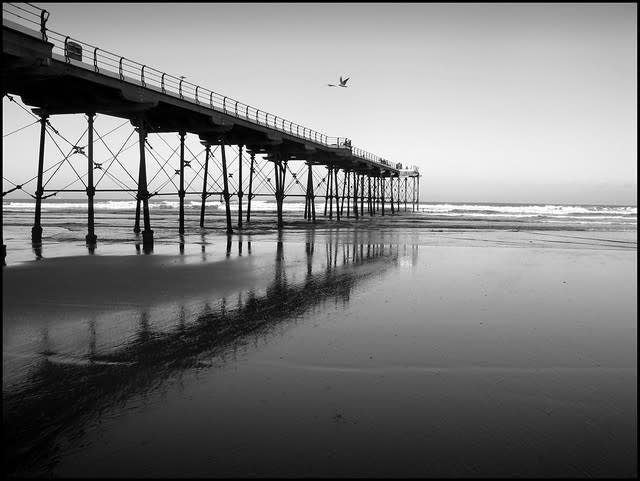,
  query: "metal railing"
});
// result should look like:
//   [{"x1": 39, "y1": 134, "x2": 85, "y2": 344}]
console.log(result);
[{"x1": 2, "y1": 3, "x2": 418, "y2": 175}]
